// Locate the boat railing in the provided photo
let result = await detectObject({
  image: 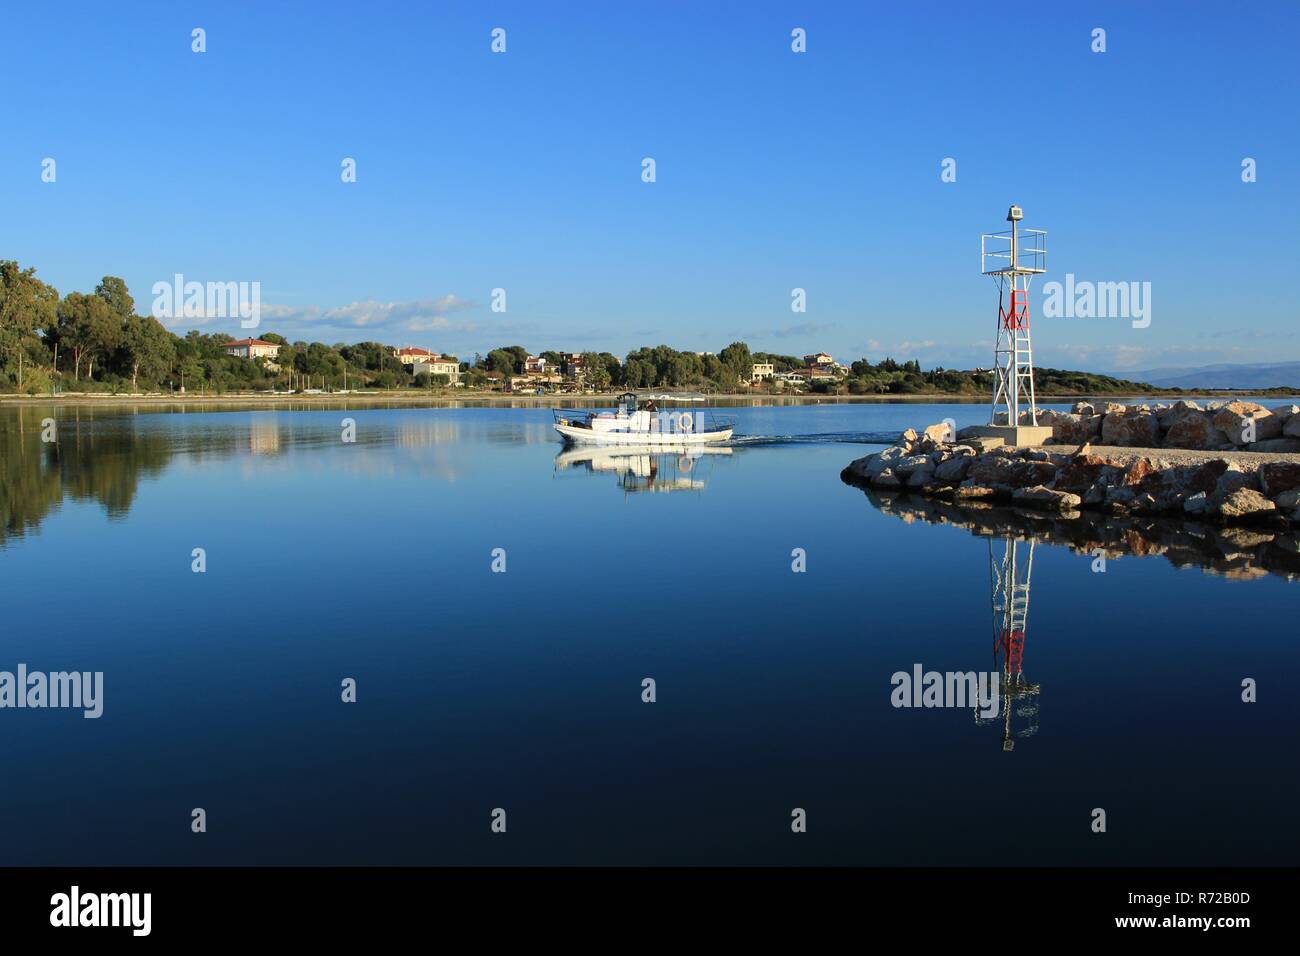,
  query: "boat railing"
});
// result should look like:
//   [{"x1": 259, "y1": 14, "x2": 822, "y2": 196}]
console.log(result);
[{"x1": 553, "y1": 408, "x2": 594, "y2": 427}]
